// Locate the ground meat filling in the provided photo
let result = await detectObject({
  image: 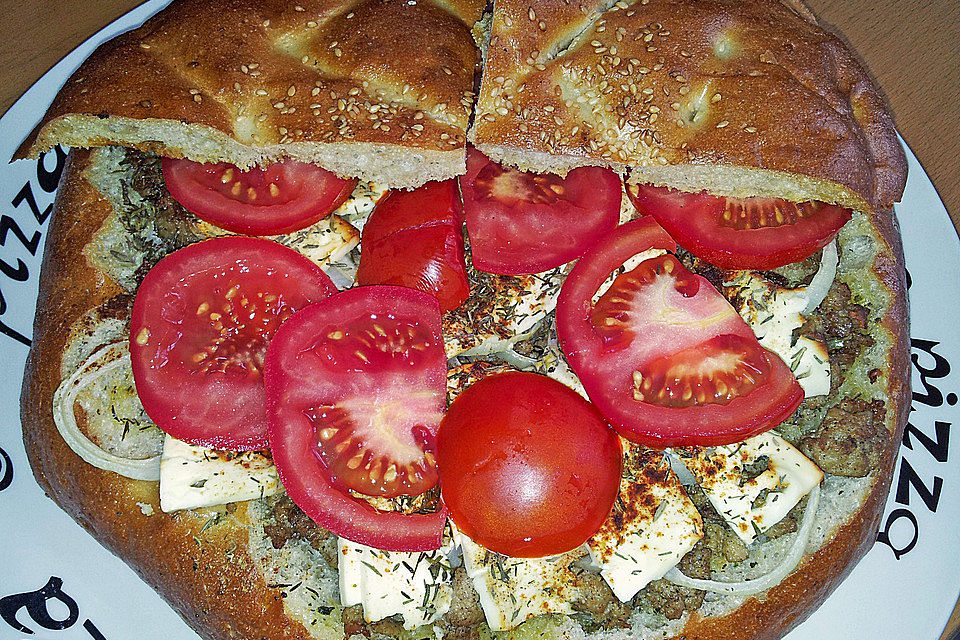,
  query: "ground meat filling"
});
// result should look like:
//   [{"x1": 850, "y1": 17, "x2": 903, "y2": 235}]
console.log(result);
[
  {"x1": 800, "y1": 398, "x2": 888, "y2": 477},
  {"x1": 262, "y1": 495, "x2": 334, "y2": 558},
  {"x1": 116, "y1": 150, "x2": 203, "y2": 279},
  {"x1": 639, "y1": 539, "x2": 712, "y2": 620},
  {"x1": 801, "y1": 281, "x2": 874, "y2": 391}
]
